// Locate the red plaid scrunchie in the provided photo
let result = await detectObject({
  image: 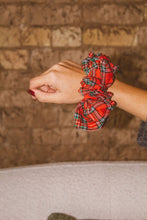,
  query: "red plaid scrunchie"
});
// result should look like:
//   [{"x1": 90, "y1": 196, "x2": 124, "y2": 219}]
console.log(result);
[{"x1": 74, "y1": 52, "x2": 119, "y2": 131}]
